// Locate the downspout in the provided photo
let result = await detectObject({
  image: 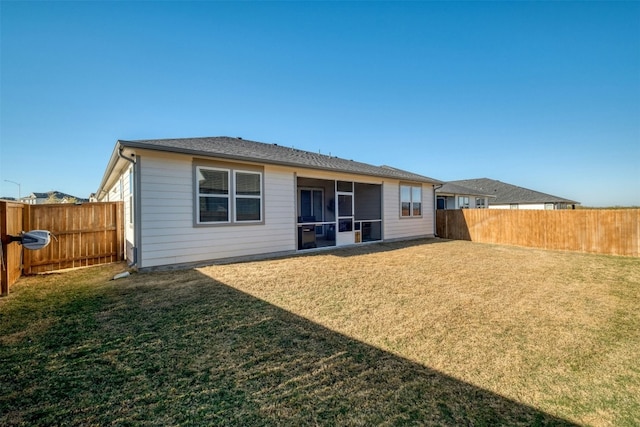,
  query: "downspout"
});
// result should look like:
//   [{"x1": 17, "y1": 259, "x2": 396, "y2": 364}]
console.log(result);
[
  {"x1": 117, "y1": 147, "x2": 138, "y2": 268},
  {"x1": 433, "y1": 184, "x2": 443, "y2": 237}
]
